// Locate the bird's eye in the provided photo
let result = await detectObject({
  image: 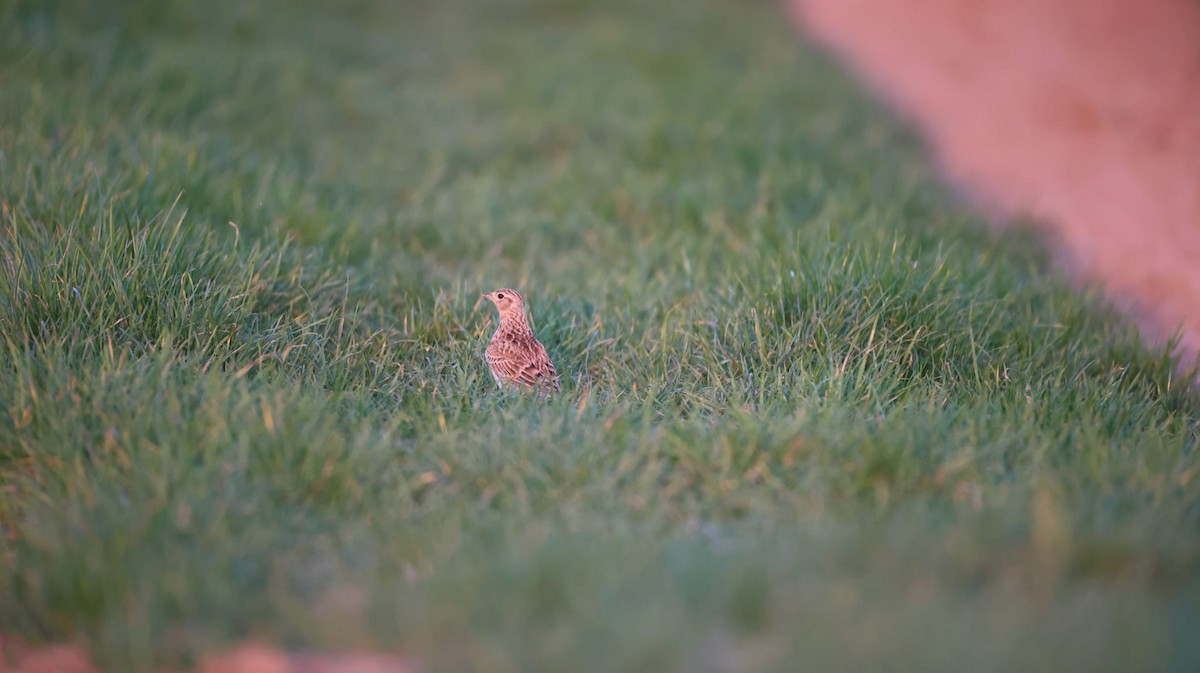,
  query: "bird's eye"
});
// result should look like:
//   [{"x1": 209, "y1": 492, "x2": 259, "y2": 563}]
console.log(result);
[{"x1": 497, "y1": 293, "x2": 505, "y2": 299}]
